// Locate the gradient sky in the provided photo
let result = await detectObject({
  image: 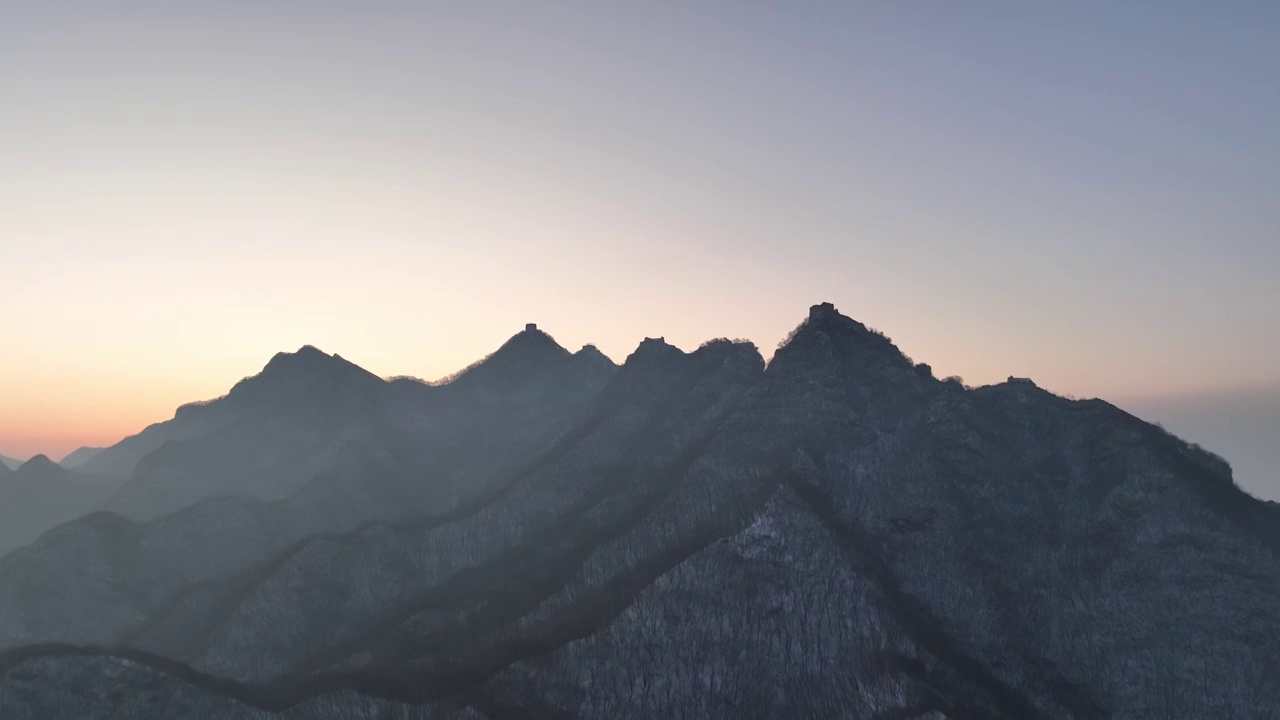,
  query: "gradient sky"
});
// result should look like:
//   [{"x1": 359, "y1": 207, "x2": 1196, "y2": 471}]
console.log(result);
[{"x1": 2, "y1": 2, "x2": 1277, "y2": 496}]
